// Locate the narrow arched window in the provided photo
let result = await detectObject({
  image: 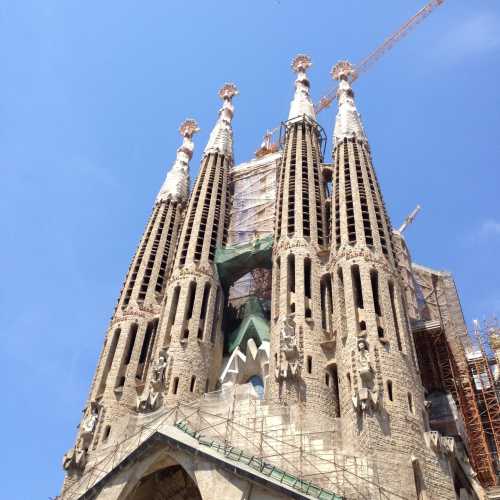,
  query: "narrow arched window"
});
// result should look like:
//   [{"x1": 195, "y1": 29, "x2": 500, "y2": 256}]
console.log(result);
[
  {"x1": 370, "y1": 270, "x2": 381, "y2": 316},
  {"x1": 304, "y1": 258, "x2": 312, "y2": 299},
  {"x1": 288, "y1": 254, "x2": 295, "y2": 294},
  {"x1": 408, "y1": 392, "x2": 414, "y2": 414},
  {"x1": 190, "y1": 376, "x2": 196, "y2": 393},
  {"x1": 387, "y1": 380, "x2": 393, "y2": 401},
  {"x1": 306, "y1": 355, "x2": 312, "y2": 374},
  {"x1": 125, "y1": 323, "x2": 138, "y2": 365},
  {"x1": 98, "y1": 328, "x2": 121, "y2": 395},
  {"x1": 274, "y1": 257, "x2": 281, "y2": 323},
  {"x1": 172, "y1": 377, "x2": 179, "y2": 395},
  {"x1": 389, "y1": 280, "x2": 403, "y2": 351},
  {"x1": 186, "y1": 281, "x2": 197, "y2": 320},
  {"x1": 351, "y1": 265, "x2": 363, "y2": 309}
]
